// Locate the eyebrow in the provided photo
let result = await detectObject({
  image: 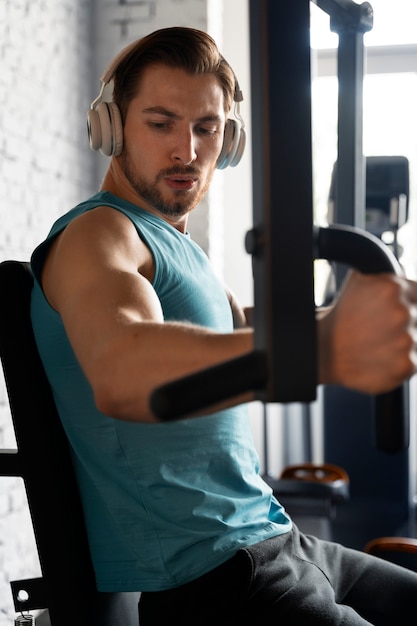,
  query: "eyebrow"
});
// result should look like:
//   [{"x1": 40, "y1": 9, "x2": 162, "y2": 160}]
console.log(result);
[{"x1": 142, "y1": 106, "x2": 223, "y2": 123}]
